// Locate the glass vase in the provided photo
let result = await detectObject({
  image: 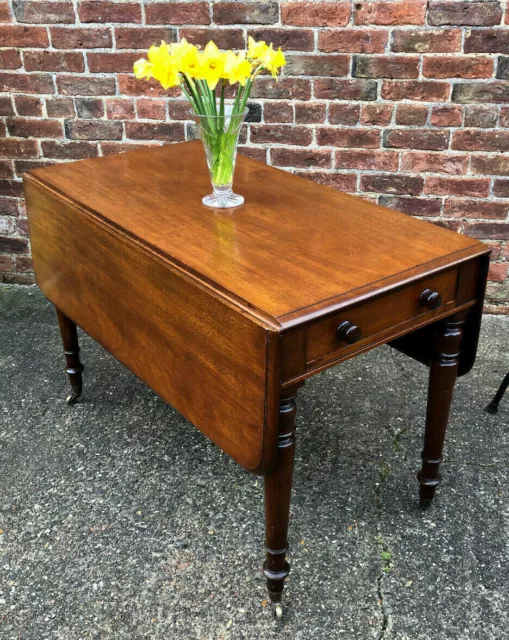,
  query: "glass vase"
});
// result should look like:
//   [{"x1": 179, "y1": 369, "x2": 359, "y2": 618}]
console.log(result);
[{"x1": 194, "y1": 105, "x2": 248, "y2": 209}]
